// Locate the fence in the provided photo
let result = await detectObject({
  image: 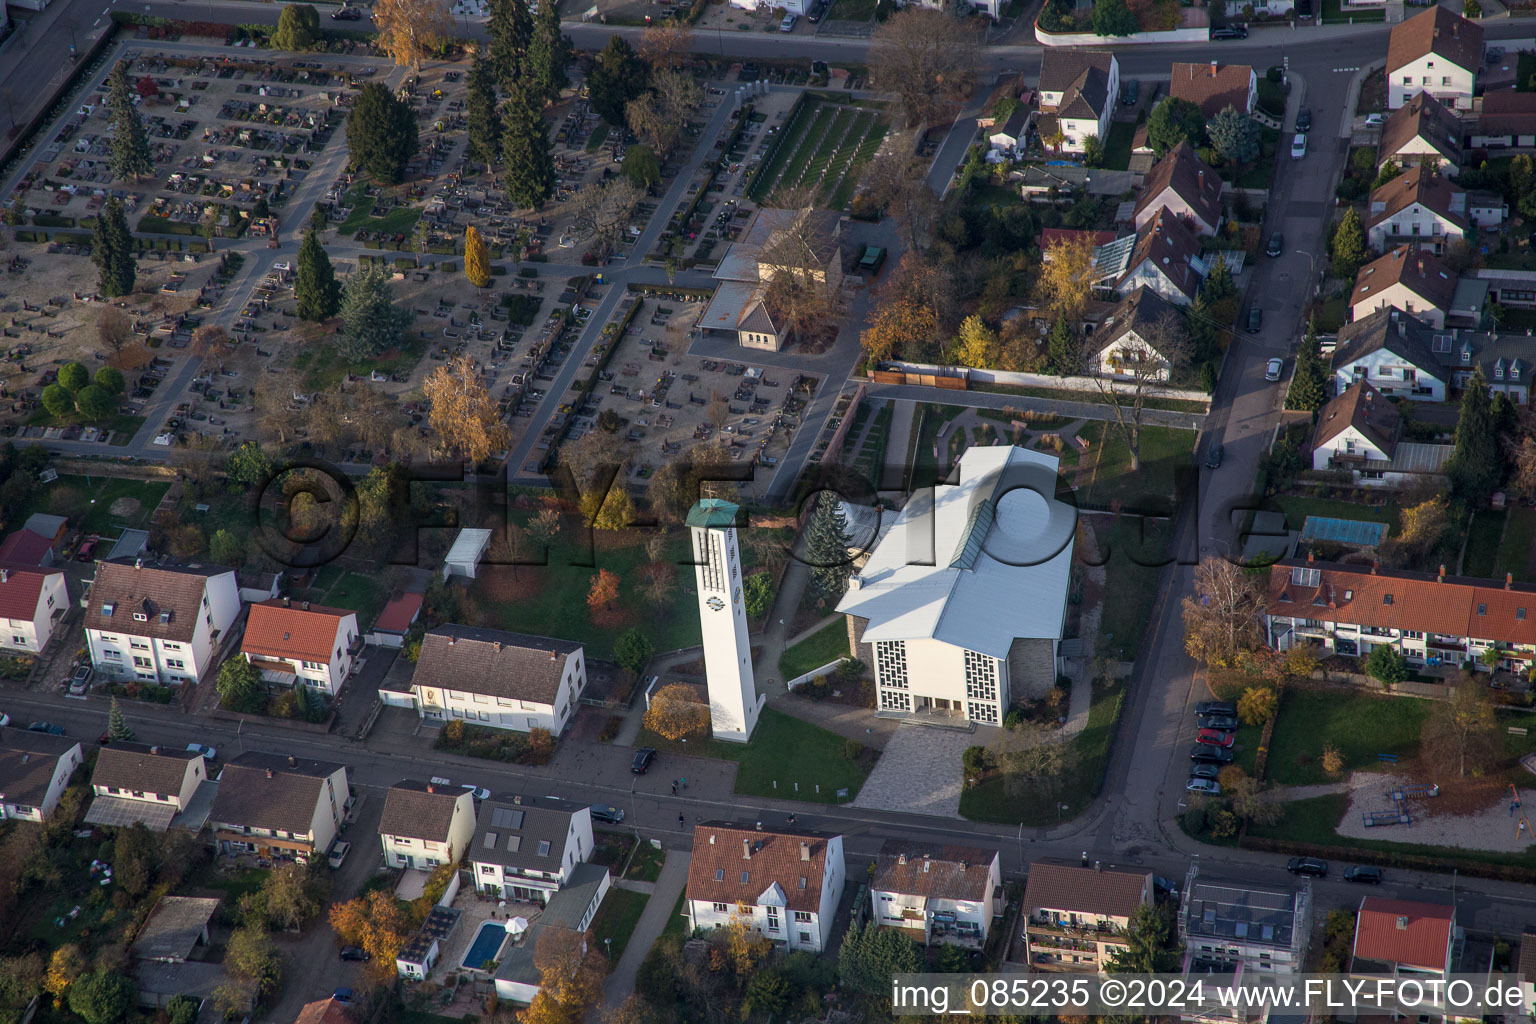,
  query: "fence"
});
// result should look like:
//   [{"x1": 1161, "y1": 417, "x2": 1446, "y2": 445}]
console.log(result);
[
  {"x1": 872, "y1": 361, "x2": 1211, "y2": 404},
  {"x1": 820, "y1": 383, "x2": 866, "y2": 462},
  {"x1": 1034, "y1": 22, "x2": 1210, "y2": 45},
  {"x1": 785, "y1": 659, "x2": 847, "y2": 689}
]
